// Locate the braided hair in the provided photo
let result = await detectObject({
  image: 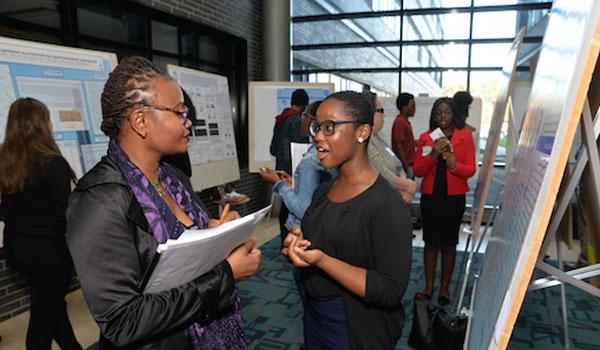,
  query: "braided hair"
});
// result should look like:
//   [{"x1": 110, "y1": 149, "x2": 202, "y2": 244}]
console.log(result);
[{"x1": 100, "y1": 56, "x2": 171, "y2": 138}]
